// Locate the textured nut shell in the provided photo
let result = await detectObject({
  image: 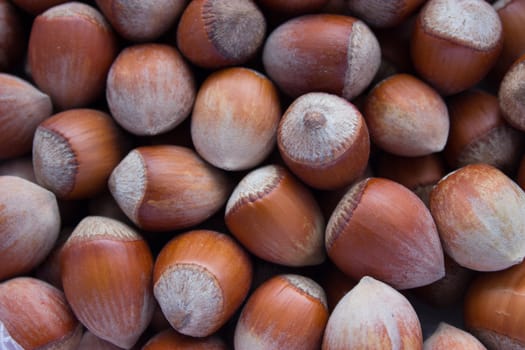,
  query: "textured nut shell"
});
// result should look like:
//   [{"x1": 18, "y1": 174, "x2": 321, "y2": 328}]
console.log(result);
[
  {"x1": 322, "y1": 276, "x2": 423, "y2": 349},
  {"x1": 0, "y1": 277, "x2": 82, "y2": 350},
  {"x1": 326, "y1": 177, "x2": 445, "y2": 289},
  {"x1": 445, "y1": 89, "x2": 523, "y2": 171},
  {"x1": 28, "y1": 2, "x2": 118, "y2": 109},
  {"x1": 235, "y1": 274, "x2": 329, "y2": 350},
  {"x1": 499, "y1": 54, "x2": 525, "y2": 130},
  {"x1": 262, "y1": 14, "x2": 381, "y2": 100},
  {"x1": 33, "y1": 109, "x2": 124, "y2": 199},
  {"x1": 60, "y1": 216, "x2": 155, "y2": 349},
  {"x1": 424, "y1": 323, "x2": 487, "y2": 350},
  {"x1": 465, "y1": 260, "x2": 525, "y2": 349},
  {"x1": 430, "y1": 163, "x2": 525, "y2": 271},
  {"x1": 225, "y1": 164, "x2": 326, "y2": 266},
  {"x1": 95, "y1": 0, "x2": 186, "y2": 41},
  {"x1": 109, "y1": 145, "x2": 231, "y2": 232},
  {"x1": 277, "y1": 92, "x2": 370, "y2": 190},
  {"x1": 0, "y1": 73, "x2": 52, "y2": 159},
  {"x1": 364, "y1": 74, "x2": 449, "y2": 156},
  {"x1": 107, "y1": 43, "x2": 196, "y2": 136},
  {"x1": 411, "y1": 0, "x2": 502, "y2": 95},
  {"x1": 0, "y1": 176, "x2": 60, "y2": 280},
  {"x1": 347, "y1": 0, "x2": 426, "y2": 27},
  {"x1": 153, "y1": 230, "x2": 252, "y2": 337},
  {"x1": 177, "y1": 0, "x2": 266, "y2": 68},
  {"x1": 191, "y1": 67, "x2": 281, "y2": 171},
  {"x1": 143, "y1": 329, "x2": 227, "y2": 350}
]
